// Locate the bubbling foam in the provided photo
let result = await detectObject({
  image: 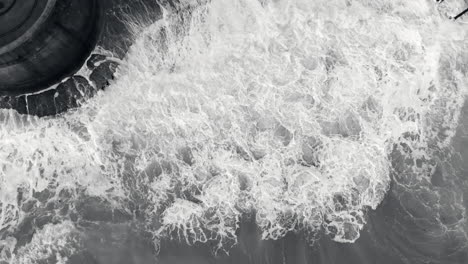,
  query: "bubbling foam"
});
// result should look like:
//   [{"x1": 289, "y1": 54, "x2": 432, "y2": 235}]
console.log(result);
[
  {"x1": 2, "y1": 222, "x2": 79, "y2": 264},
  {"x1": 0, "y1": 0, "x2": 467, "y2": 257}
]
